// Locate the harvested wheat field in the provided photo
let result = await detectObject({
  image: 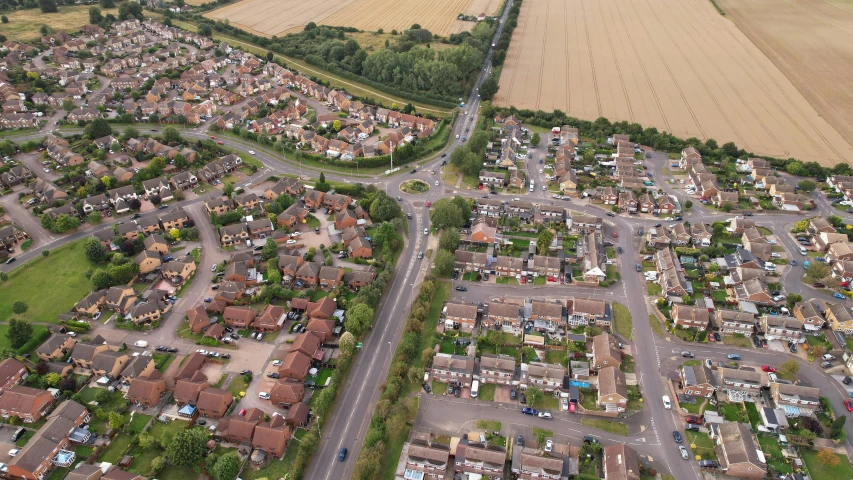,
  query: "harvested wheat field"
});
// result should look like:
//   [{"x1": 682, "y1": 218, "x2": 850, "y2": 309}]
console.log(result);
[
  {"x1": 715, "y1": 0, "x2": 853, "y2": 161},
  {"x1": 2, "y1": 6, "x2": 119, "y2": 41},
  {"x1": 204, "y1": 0, "x2": 355, "y2": 37},
  {"x1": 495, "y1": 0, "x2": 853, "y2": 165}
]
